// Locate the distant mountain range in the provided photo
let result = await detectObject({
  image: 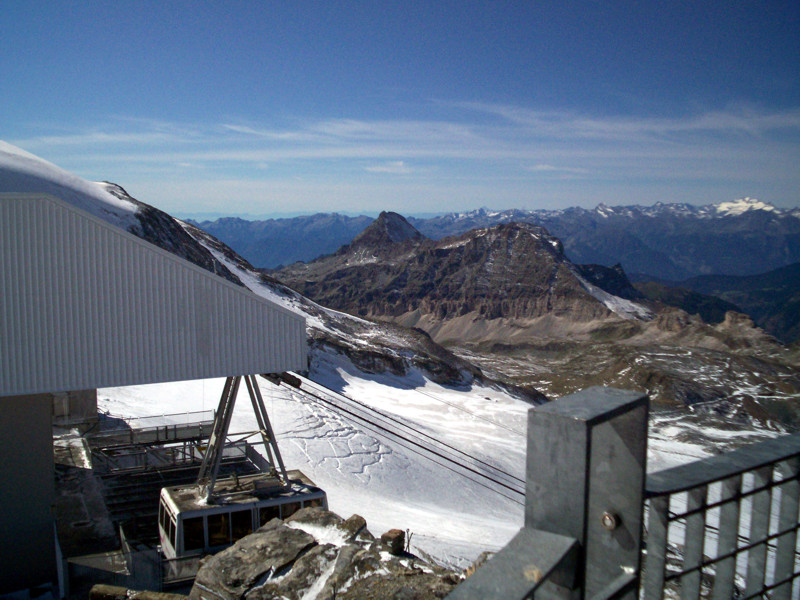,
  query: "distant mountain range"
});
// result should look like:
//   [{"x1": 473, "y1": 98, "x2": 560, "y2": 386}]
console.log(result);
[
  {"x1": 193, "y1": 198, "x2": 800, "y2": 282},
  {"x1": 5, "y1": 140, "x2": 798, "y2": 422},
  {"x1": 188, "y1": 214, "x2": 373, "y2": 269},
  {"x1": 411, "y1": 199, "x2": 800, "y2": 281}
]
